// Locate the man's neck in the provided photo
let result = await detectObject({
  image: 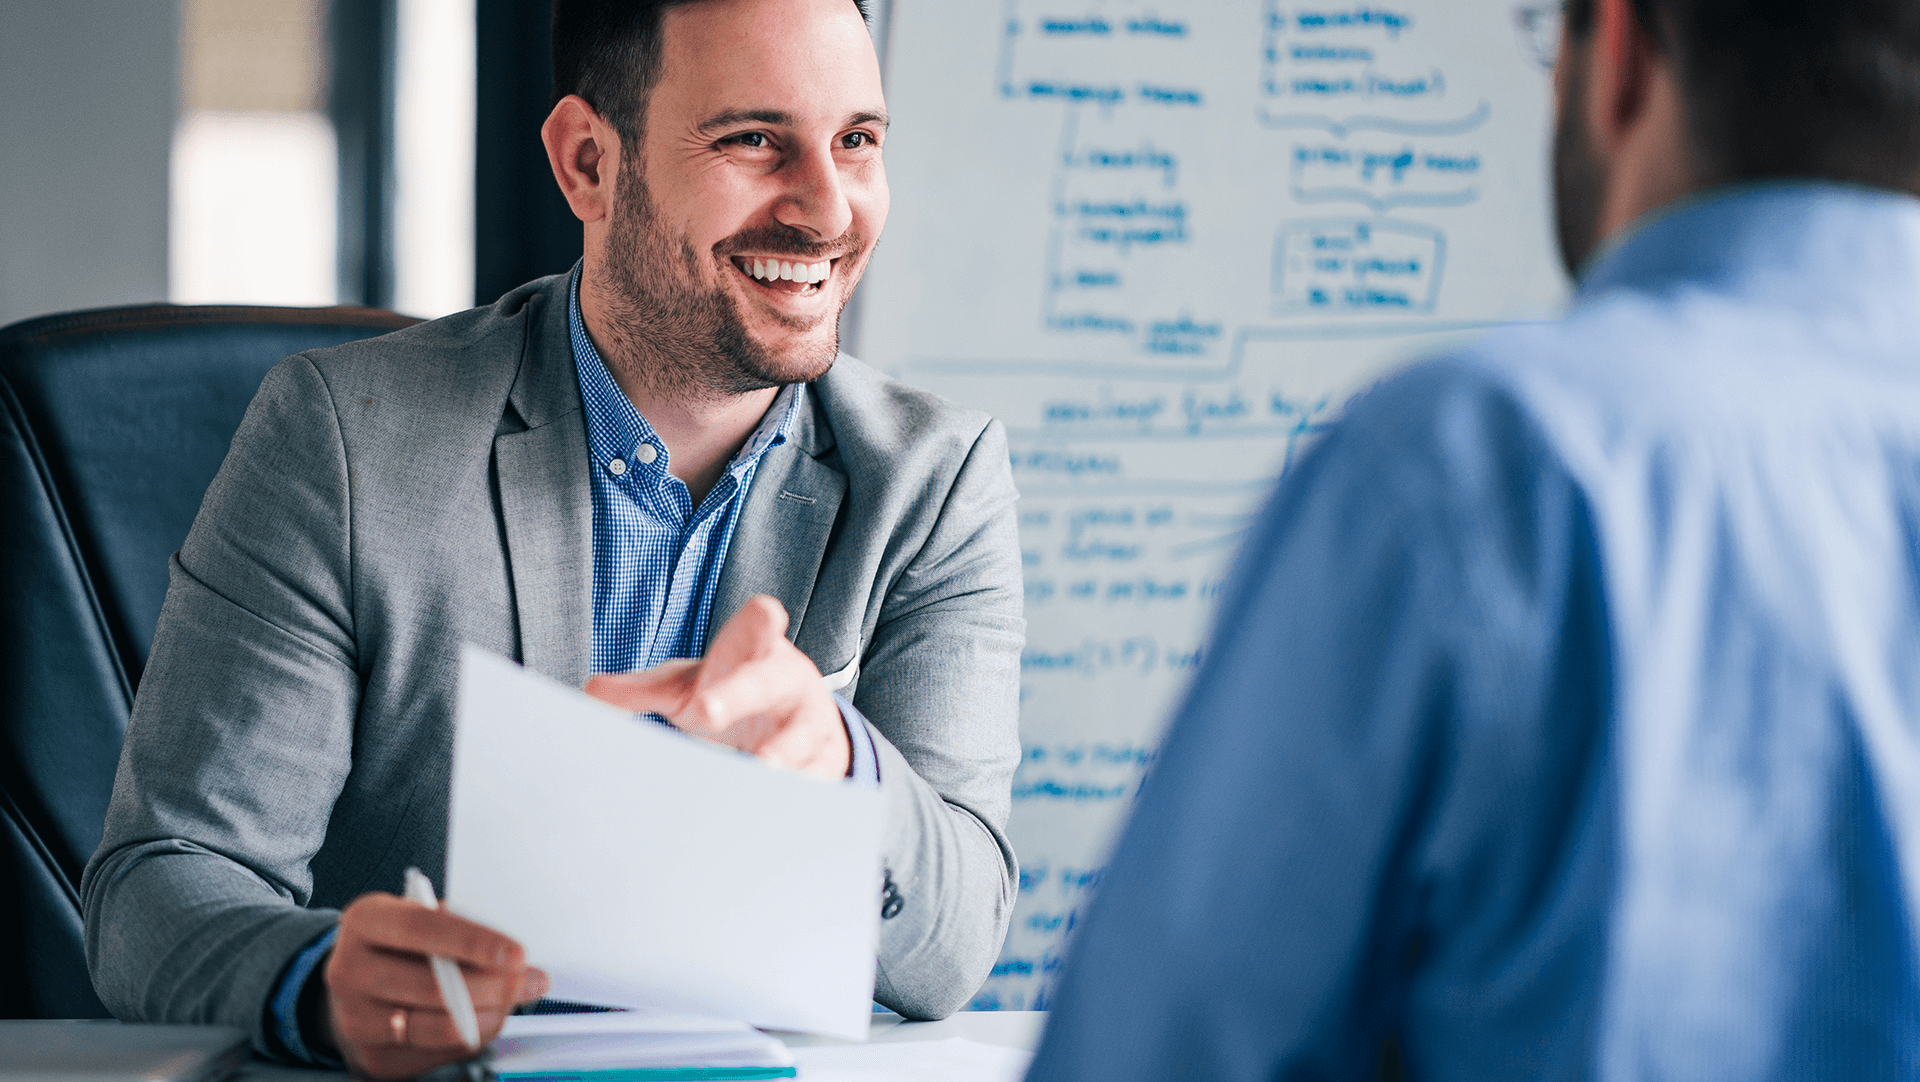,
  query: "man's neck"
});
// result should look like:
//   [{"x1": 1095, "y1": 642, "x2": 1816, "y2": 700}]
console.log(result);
[{"x1": 578, "y1": 272, "x2": 780, "y2": 507}]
